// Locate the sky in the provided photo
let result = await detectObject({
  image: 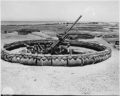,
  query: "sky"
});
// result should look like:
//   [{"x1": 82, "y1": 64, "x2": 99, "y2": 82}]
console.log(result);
[{"x1": 1, "y1": 0, "x2": 119, "y2": 22}]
